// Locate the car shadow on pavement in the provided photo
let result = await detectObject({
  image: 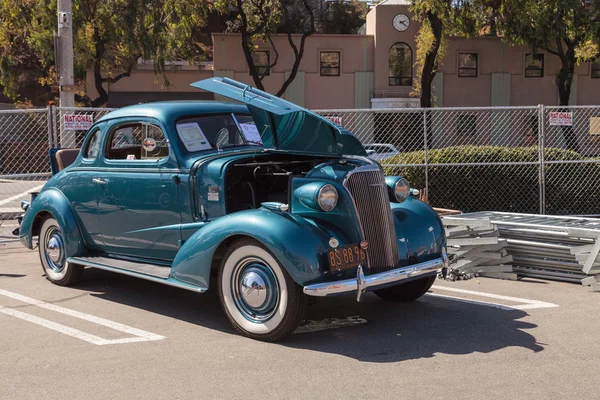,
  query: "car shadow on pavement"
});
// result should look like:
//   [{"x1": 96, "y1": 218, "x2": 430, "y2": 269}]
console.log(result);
[
  {"x1": 74, "y1": 269, "x2": 543, "y2": 362},
  {"x1": 0, "y1": 273, "x2": 26, "y2": 278},
  {"x1": 283, "y1": 294, "x2": 544, "y2": 362},
  {"x1": 74, "y1": 268, "x2": 233, "y2": 333}
]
